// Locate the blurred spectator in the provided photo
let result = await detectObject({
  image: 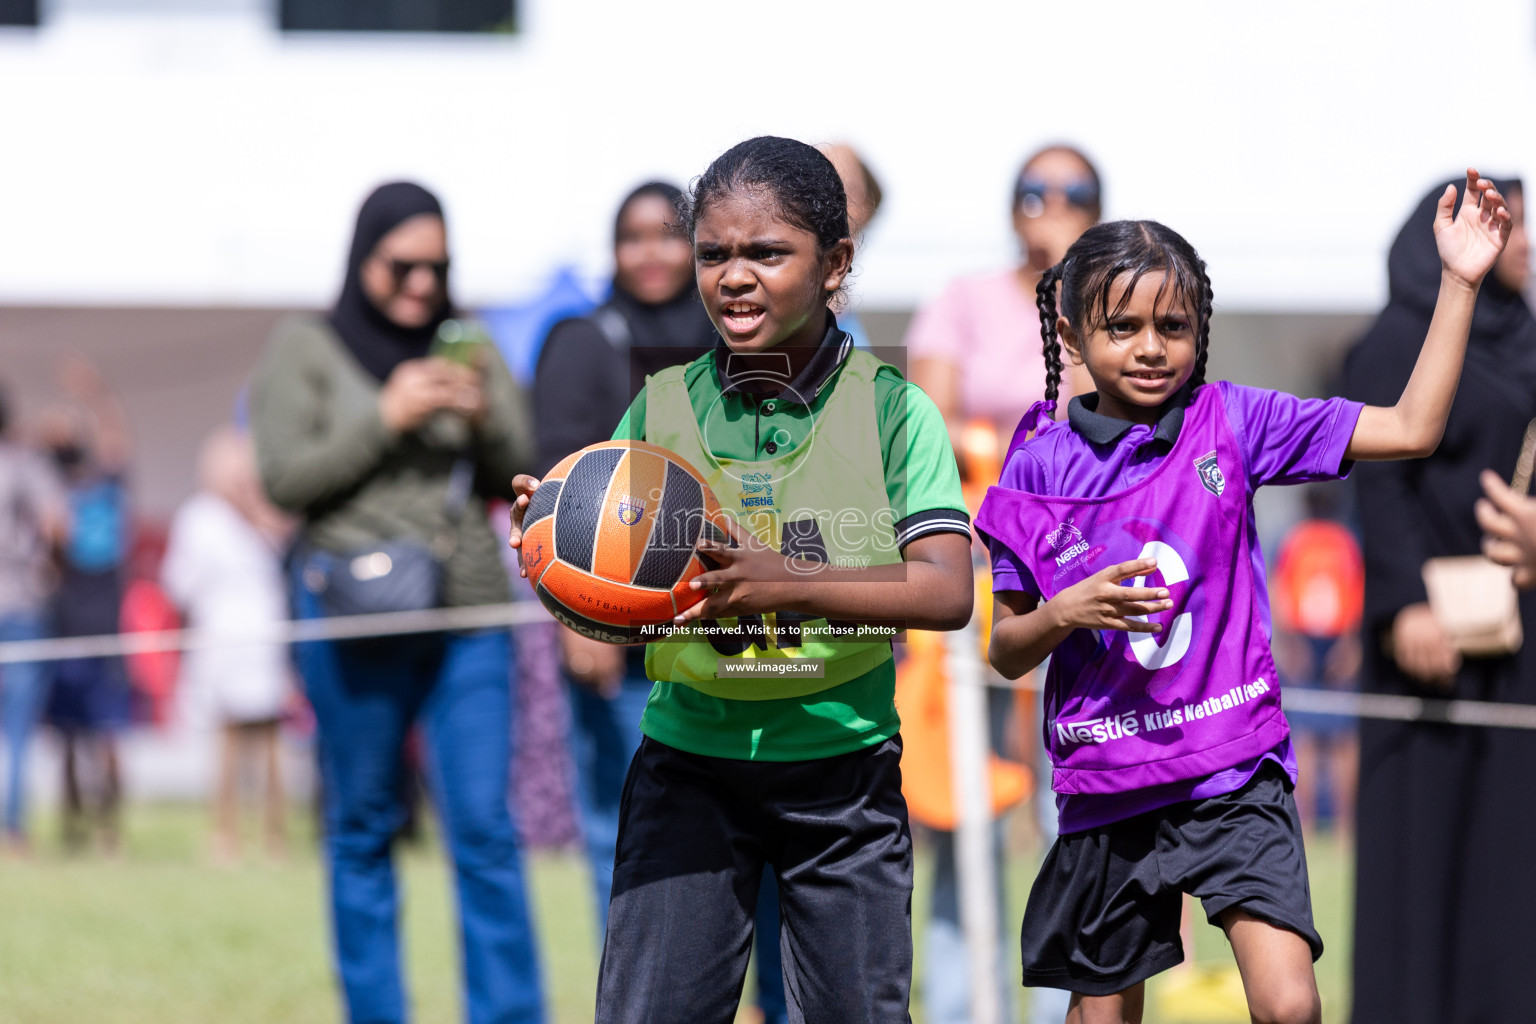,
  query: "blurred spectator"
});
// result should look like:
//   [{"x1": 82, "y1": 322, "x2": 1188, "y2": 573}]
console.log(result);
[
  {"x1": 119, "y1": 526, "x2": 182, "y2": 727},
  {"x1": 535, "y1": 182, "x2": 715, "y2": 467},
  {"x1": 819, "y1": 142, "x2": 882, "y2": 242},
  {"x1": 0, "y1": 379, "x2": 69, "y2": 853},
  {"x1": 1344, "y1": 176, "x2": 1536, "y2": 1024},
  {"x1": 479, "y1": 267, "x2": 598, "y2": 385},
  {"x1": 39, "y1": 357, "x2": 133, "y2": 855},
  {"x1": 160, "y1": 427, "x2": 294, "y2": 863},
  {"x1": 908, "y1": 144, "x2": 1099, "y2": 460},
  {"x1": 250, "y1": 182, "x2": 542, "y2": 1024},
  {"x1": 817, "y1": 143, "x2": 884, "y2": 350},
  {"x1": 498, "y1": 534, "x2": 580, "y2": 851},
  {"x1": 904, "y1": 144, "x2": 1102, "y2": 1024},
  {"x1": 1268, "y1": 484, "x2": 1363, "y2": 837},
  {"x1": 531, "y1": 181, "x2": 715, "y2": 921}
]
